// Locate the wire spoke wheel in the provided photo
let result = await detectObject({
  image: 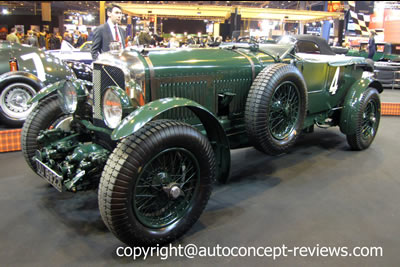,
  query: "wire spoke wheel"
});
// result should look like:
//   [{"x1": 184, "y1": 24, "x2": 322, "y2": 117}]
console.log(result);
[
  {"x1": 346, "y1": 88, "x2": 381, "y2": 151},
  {"x1": 99, "y1": 120, "x2": 215, "y2": 246},
  {"x1": 269, "y1": 81, "x2": 300, "y2": 140},
  {"x1": 361, "y1": 99, "x2": 378, "y2": 141},
  {"x1": 245, "y1": 63, "x2": 307, "y2": 155},
  {"x1": 134, "y1": 148, "x2": 200, "y2": 228}
]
